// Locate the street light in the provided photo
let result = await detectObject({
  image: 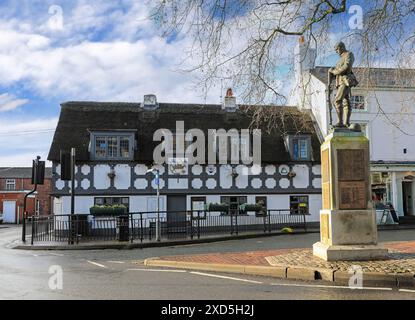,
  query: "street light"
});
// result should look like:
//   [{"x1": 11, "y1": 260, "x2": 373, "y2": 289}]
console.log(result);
[{"x1": 147, "y1": 167, "x2": 161, "y2": 242}]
